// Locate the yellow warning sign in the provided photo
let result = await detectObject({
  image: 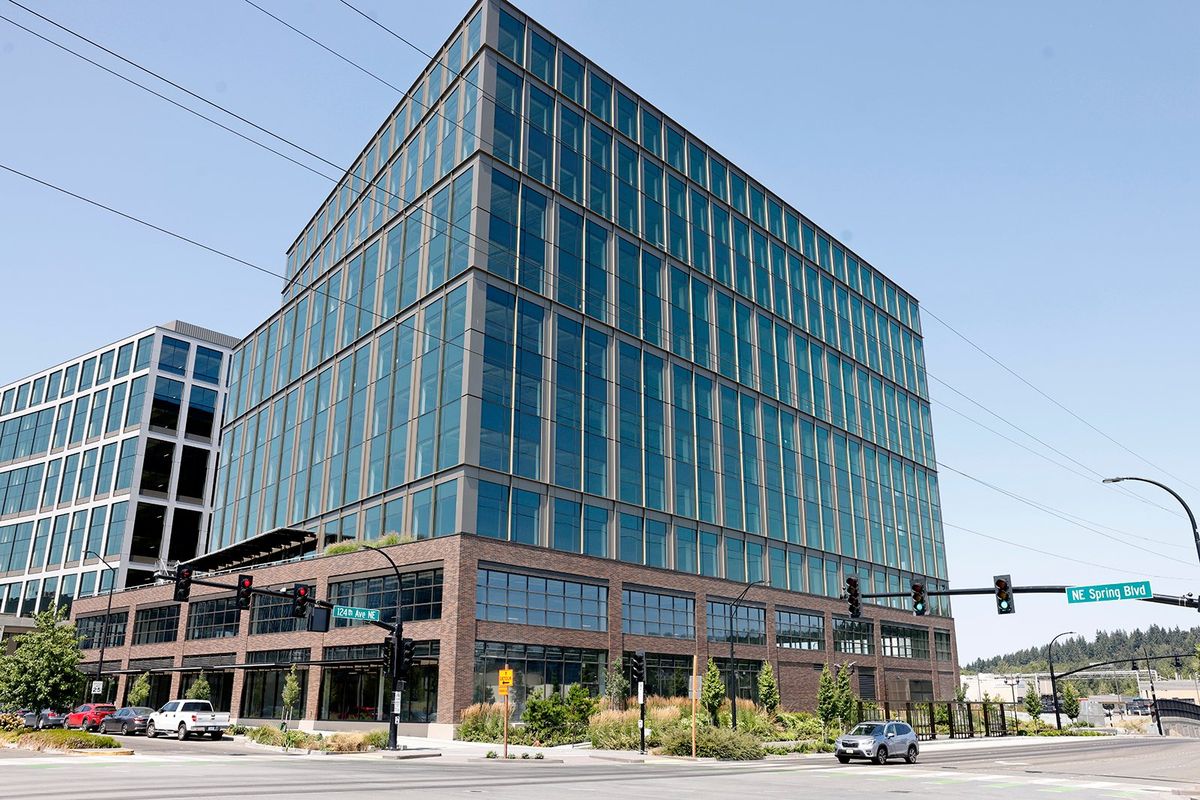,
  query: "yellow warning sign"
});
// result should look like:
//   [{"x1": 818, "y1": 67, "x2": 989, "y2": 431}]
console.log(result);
[{"x1": 499, "y1": 668, "x2": 514, "y2": 687}]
